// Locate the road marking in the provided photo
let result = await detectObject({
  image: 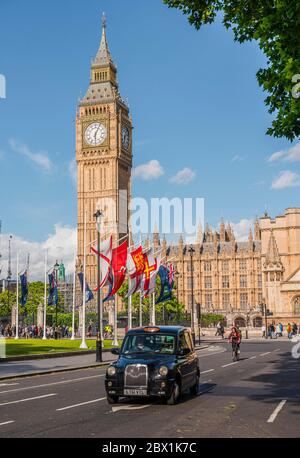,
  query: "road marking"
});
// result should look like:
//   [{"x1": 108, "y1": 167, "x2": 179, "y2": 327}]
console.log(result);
[
  {"x1": 222, "y1": 362, "x2": 238, "y2": 368},
  {"x1": 0, "y1": 375, "x2": 104, "y2": 395},
  {"x1": 0, "y1": 383, "x2": 19, "y2": 387},
  {"x1": 112, "y1": 404, "x2": 150, "y2": 413},
  {"x1": 260, "y1": 352, "x2": 271, "y2": 356},
  {"x1": 0, "y1": 421, "x2": 14, "y2": 427},
  {"x1": 199, "y1": 351, "x2": 226, "y2": 358},
  {"x1": 57, "y1": 397, "x2": 106, "y2": 411},
  {"x1": 249, "y1": 356, "x2": 257, "y2": 360},
  {"x1": 267, "y1": 400, "x2": 287, "y2": 423},
  {"x1": 274, "y1": 349, "x2": 280, "y2": 352},
  {"x1": 0, "y1": 393, "x2": 57, "y2": 407},
  {"x1": 201, "y1": 369, "x2": 215, "y2": 374}
]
